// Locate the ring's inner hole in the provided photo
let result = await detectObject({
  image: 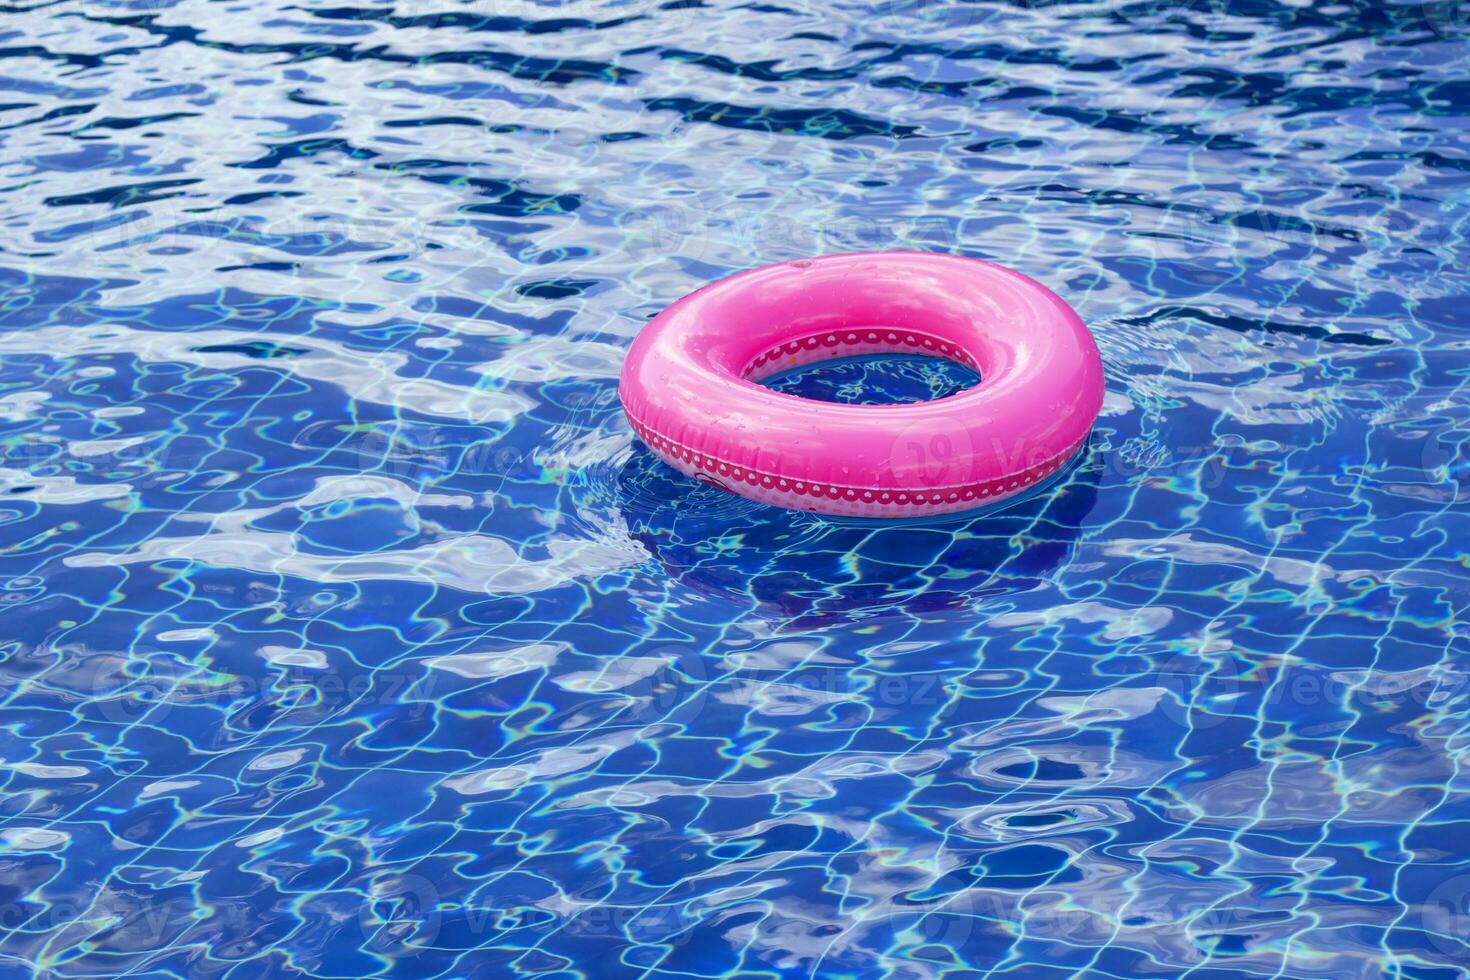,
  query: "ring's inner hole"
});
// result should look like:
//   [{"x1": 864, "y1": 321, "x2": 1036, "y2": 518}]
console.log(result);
[{"x1": 760, "y1": 353, "x2": 982, "y2": 405}]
